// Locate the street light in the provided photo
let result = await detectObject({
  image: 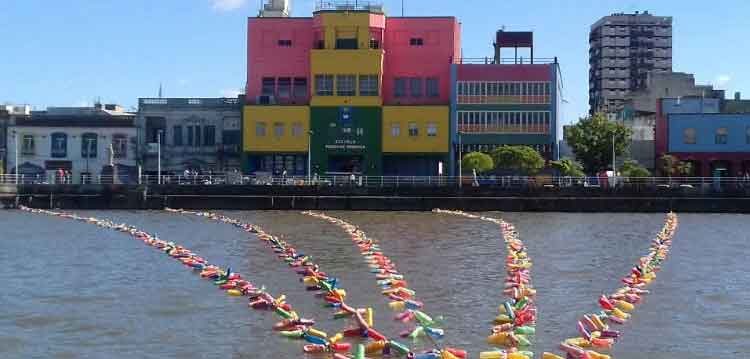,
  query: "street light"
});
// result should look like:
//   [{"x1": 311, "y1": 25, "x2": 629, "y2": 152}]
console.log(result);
[
  {"x1": 13, "y1": 130, "x2": 18, "y2": 184},
  {"x1": 157, "y1": 129, "x2": 163, "y2": 184},
  {"x1": 458, "y1": 131, "x2": 463, "y2": 188},
  {"x1": 307, "y1": 130, "x2": 314, "y2": 184}
]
